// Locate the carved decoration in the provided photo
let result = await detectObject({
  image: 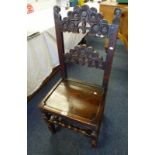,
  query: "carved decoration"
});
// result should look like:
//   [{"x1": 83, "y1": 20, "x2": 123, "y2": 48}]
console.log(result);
[
  {"x1": 54, "y1": 5, "x2": 61, "y2": 16},
  {"x1": 54, "y1": 5, "x2": 109, "y2": 37},
  {"x1": 64, "y1": 44, "x2": 106, "y2": 70},
  {"x1": 112, "y1": 8, "x2": 122, "y2": 25},
  {"x1": 48, "y1": 112, "x2": 97, "y2": 137},
  {"x1": 40, "y1": 103, "x2": 98, "y2": 146},
  {"x1": 42, "y1": 113, "x2": 57, "y2": 133},
  {"x1": 40, "y1": 111, "x2": 97, "y2": 138}
]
